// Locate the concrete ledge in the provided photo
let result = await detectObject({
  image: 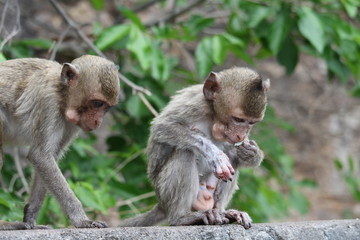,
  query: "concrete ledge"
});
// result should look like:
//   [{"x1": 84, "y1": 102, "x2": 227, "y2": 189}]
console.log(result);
[{"x1": 0, "y1": 219, "x2": 358, "y2": 240}]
